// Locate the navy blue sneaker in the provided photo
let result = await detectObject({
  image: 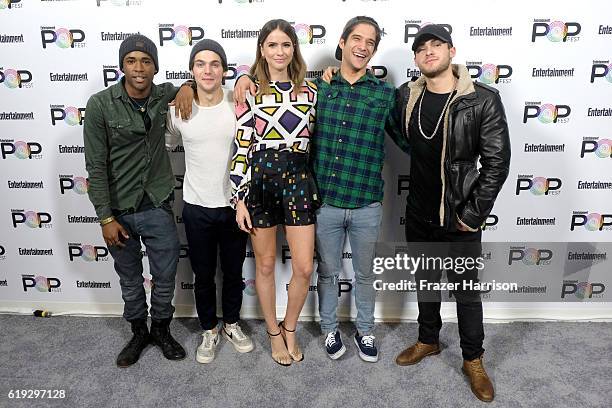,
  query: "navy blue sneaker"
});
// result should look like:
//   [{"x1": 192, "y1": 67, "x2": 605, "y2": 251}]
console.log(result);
[
  {"x1": 324, "y1": 331, "x2": 346, "y2": 360},
  {"x1": 354, "y1": 333, "x2": 378, "y2": 362}
]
